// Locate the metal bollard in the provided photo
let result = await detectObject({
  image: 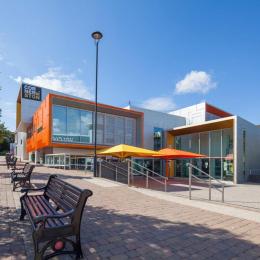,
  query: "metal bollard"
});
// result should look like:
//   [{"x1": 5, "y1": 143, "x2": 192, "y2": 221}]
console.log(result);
[
  {"x1": 189, "y1": 165, "x2": 192, "y2": 200},
  {"x1": 146, "y1": 170, "x2": 149, "y2": 188},
  {"x1": 209, "y1": 177, "x2": 211, "y2": 201}
]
